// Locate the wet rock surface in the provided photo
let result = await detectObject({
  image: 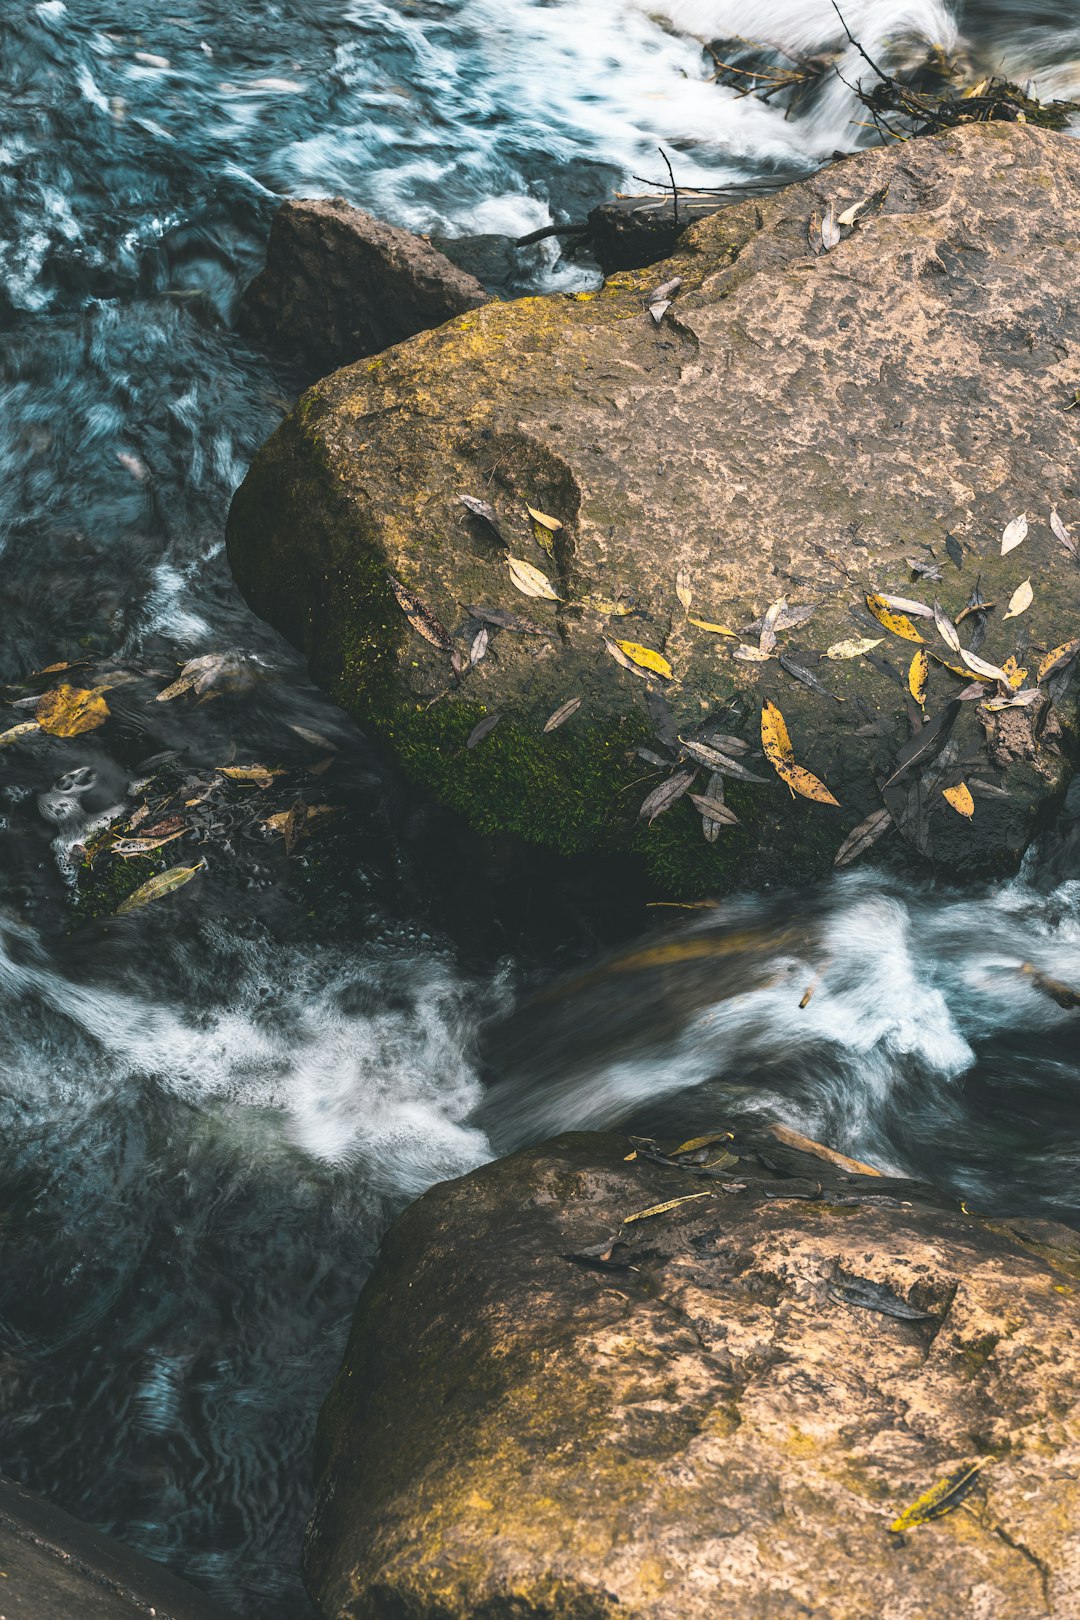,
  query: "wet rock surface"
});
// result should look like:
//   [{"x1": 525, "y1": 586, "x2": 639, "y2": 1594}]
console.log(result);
[
  {"x1": 238, "y1": 197, "x2": 489, "y2": 379},
  {"x1": 305, "y1": 1128, "x2": 1080, "y2": 1620},
  {"x1": 228, "y1": 123, "x2": 1080, "y2": 894}
]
